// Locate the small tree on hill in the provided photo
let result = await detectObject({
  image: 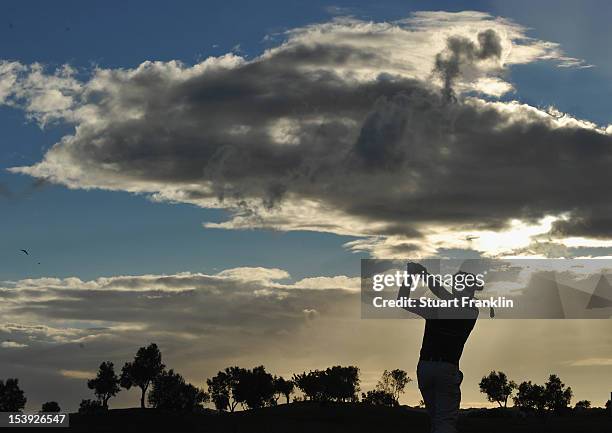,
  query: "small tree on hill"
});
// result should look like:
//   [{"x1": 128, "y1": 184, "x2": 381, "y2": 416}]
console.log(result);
[
  {"x1": 361, "y1": 389, "x2": 397, "y2": 407},
  {"x1": 324, "y1": 365, "x2": 360, "y2": 402},
  {"x1": 148, "y1": 369, "x2": 208, "y2": 411},
  {"x1": 87, "y1": 361, "x2": 120, "y2": 408},
  {"x1": 376, "y1": 369, "x2": 411, "y2": 403},
  {"x1": 513, "y1": 375, "x2": 572, "y2": 414},
  {"x1": 294, "y1": 366, "x2": 360, "y2": 402},
  {"x1": 514, "y1": 381, "x2": 546, "y2": 413},
  {"x1": 120, "y1": 343, "x2": 165, "y2": 408},
  {"x1": 207, "y1": 367, "x2": 243, "y2": 412},
  {"x1": 479, "y1": 371, "x2": 516, "y2": 407},
  {"x1": 273, "y1": 376, "x2": 294, "y2": 404},
  {"x1": 234, "y1": 366, "x2": 276, "y2": 409},
  {"x1": 574, "y1": 400, "x2": 591, "y2": 410},
  {"x1": 78, "y1": 399, "x2": 104, "y2": 414},
  {"x1": 0, "y1": 378, "x2": 27, "y2": 412},
  {"x1": 41, "y1": 401, "x2": 61, "y2": 412},
  {"x1": 544, "y1": 374, "x2": 572, "y2": 413},
  {"x1": 293, "y1": 370, "x2": 325, "y2": 401}
]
